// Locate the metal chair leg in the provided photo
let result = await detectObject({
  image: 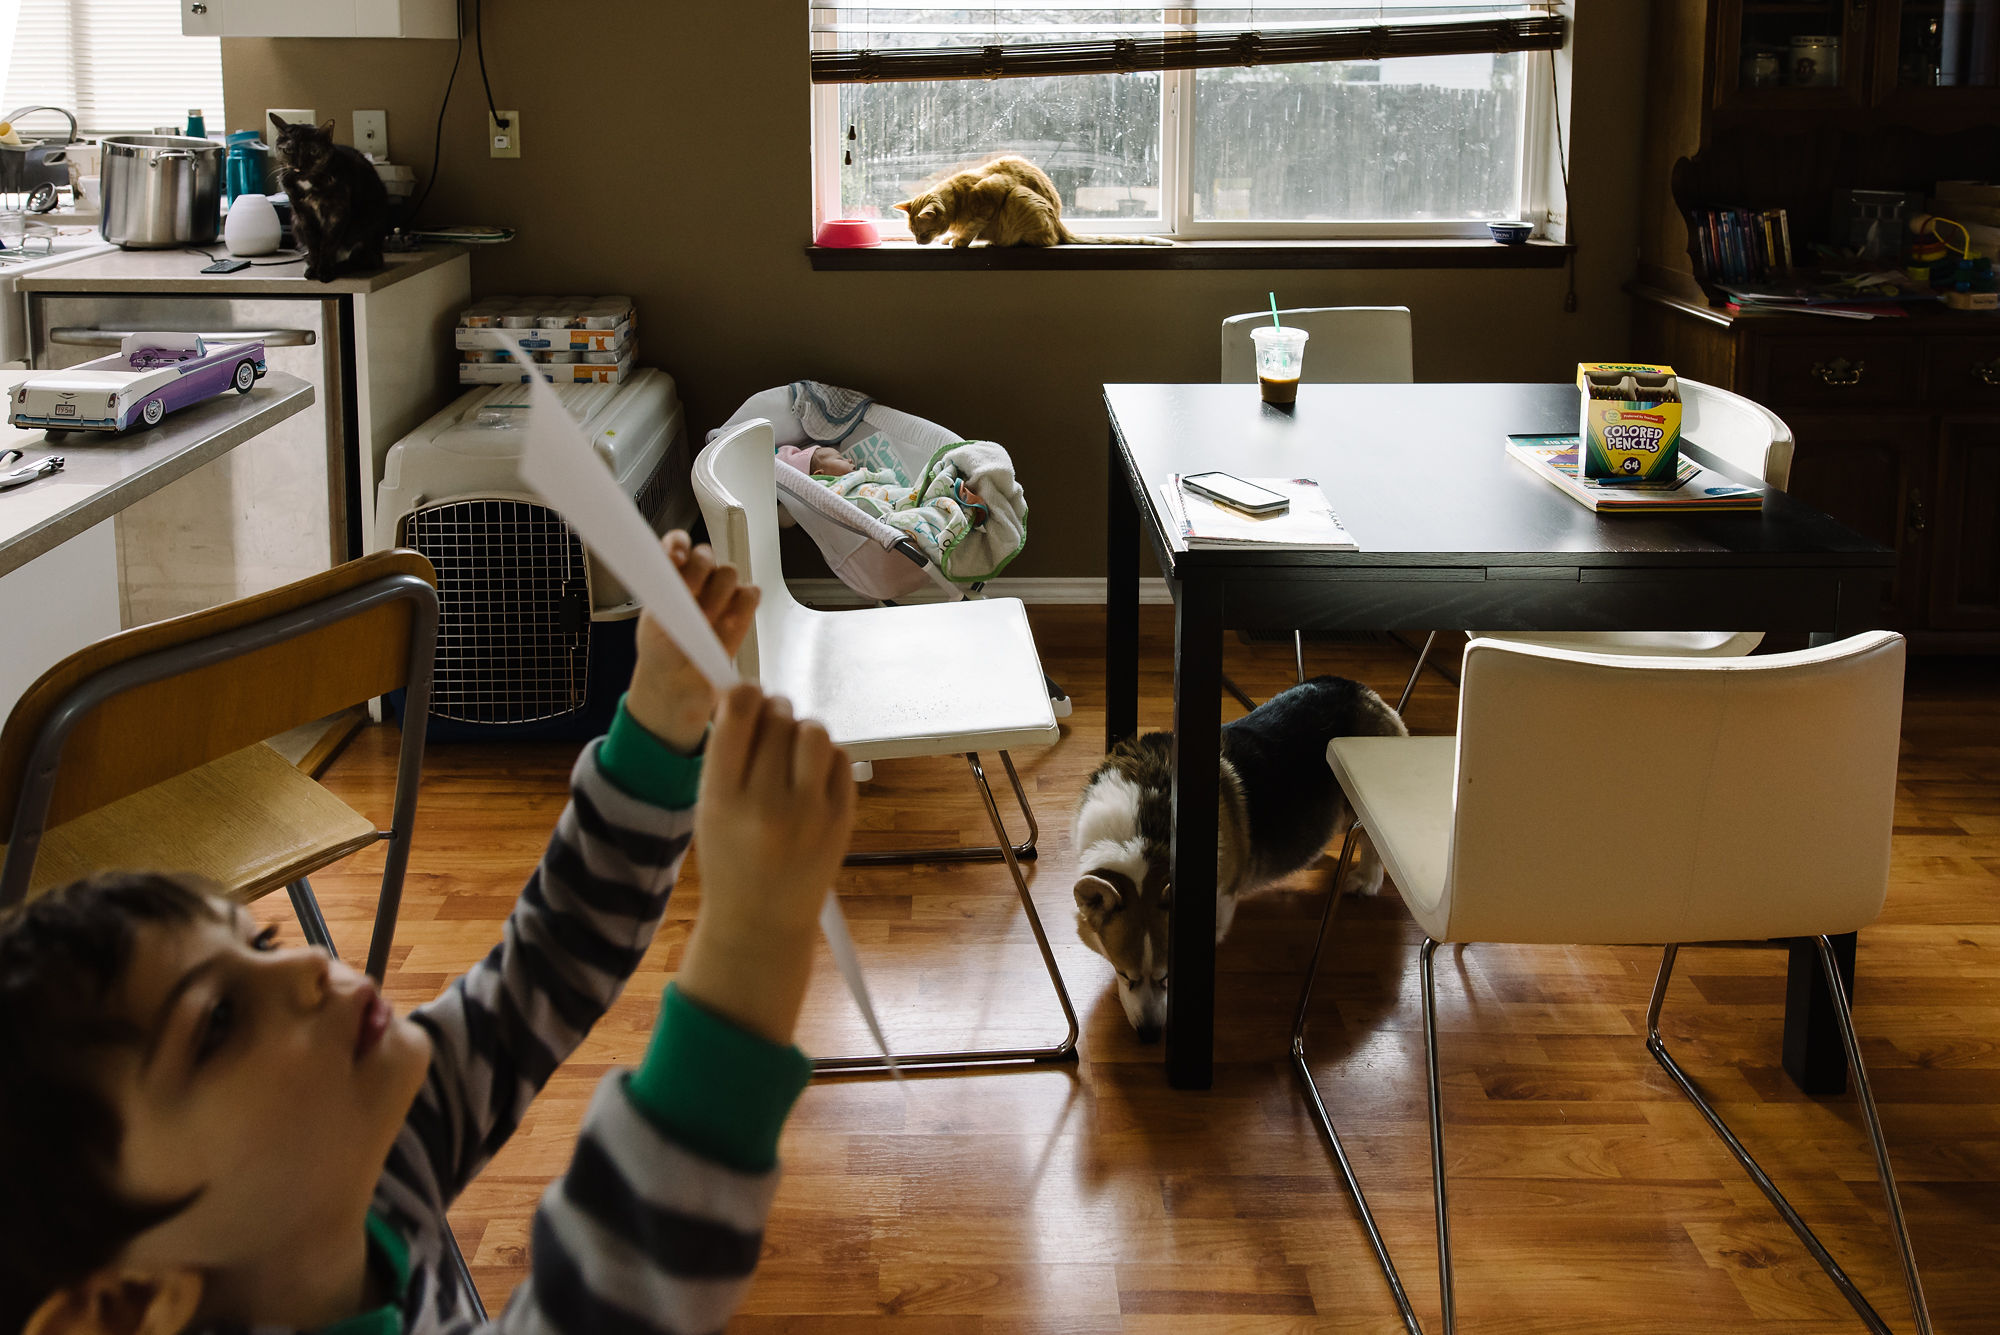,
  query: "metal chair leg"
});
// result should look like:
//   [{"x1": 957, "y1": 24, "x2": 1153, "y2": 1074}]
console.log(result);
[
  {"x1": 287, "y1": 877, "x2": 338, "y2": 956},
  {"x1": 1219, "y1": 672, "x2": 1258, "y2": 712},
  {"x1": 844, "y1": 749, "x2": 1040, "y2": 865},
  {"x1": 1044, "y1": 671, "x2": 1073, "y2": 719},
  {"x1": 444, "y1": 1221, "x2": 487, "y2": 1320},
  {"x1": 1294, "y1": 629, "x2": 1307, "y2": 685},
  {"x1": 1396, "y1": 632, "x2": 1438, "y2": 716},
  {"x1": 1420, "y1": 938, "x2": 1455, "y2": 1335},
  {"x1": 1646, "y1": 941, "x2": 1932, "y2": 1335},
  {"x1": 1818, "y1": 935, "x2": 1936, "y2": 1335},
  {"x1": 813, "y1": 750, "x2": 1079, "y2": 1078},
  {"x1": 1291, "y1": 826, "x2": 1428, "y2": 1335}
]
